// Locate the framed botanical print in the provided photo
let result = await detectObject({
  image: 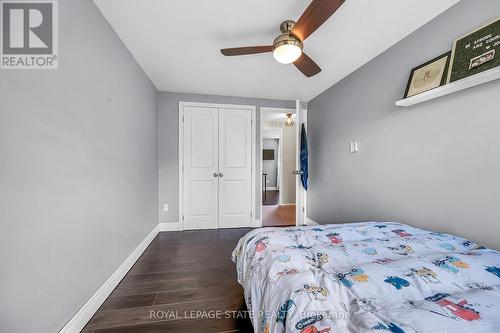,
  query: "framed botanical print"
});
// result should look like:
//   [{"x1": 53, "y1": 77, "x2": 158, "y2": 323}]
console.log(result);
[{"x1": 403, "y1": 52, "x2": 451, "y2": 98}]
